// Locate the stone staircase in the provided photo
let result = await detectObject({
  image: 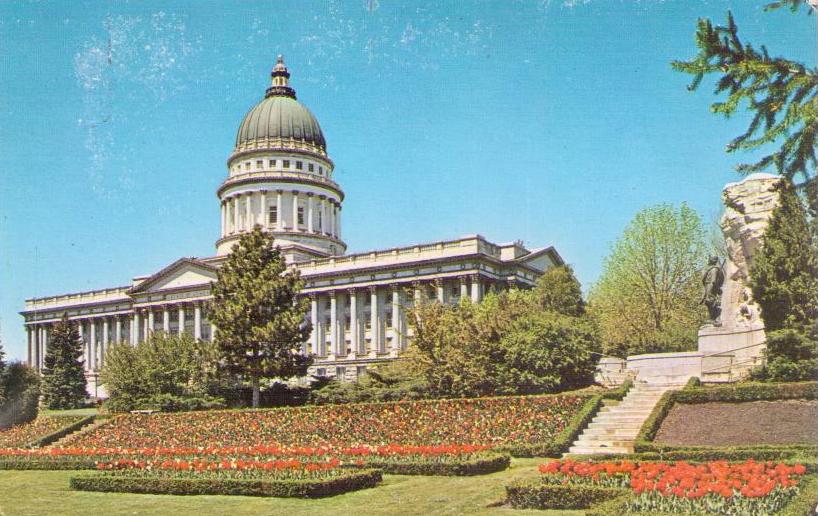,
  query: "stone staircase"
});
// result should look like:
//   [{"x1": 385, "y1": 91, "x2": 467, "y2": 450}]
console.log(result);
[{"x1": 567, "y1": 382, "x2": 682, "y2": 455}]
